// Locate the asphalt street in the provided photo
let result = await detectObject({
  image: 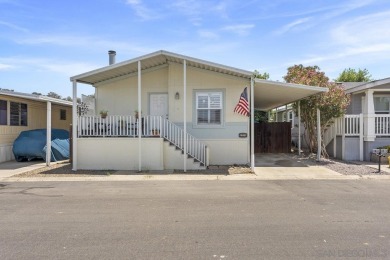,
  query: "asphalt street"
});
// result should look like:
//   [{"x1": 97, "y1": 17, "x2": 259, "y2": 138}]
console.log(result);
[{"x1": 0, "y1": 180, "x2": 389, "y2": 259}]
